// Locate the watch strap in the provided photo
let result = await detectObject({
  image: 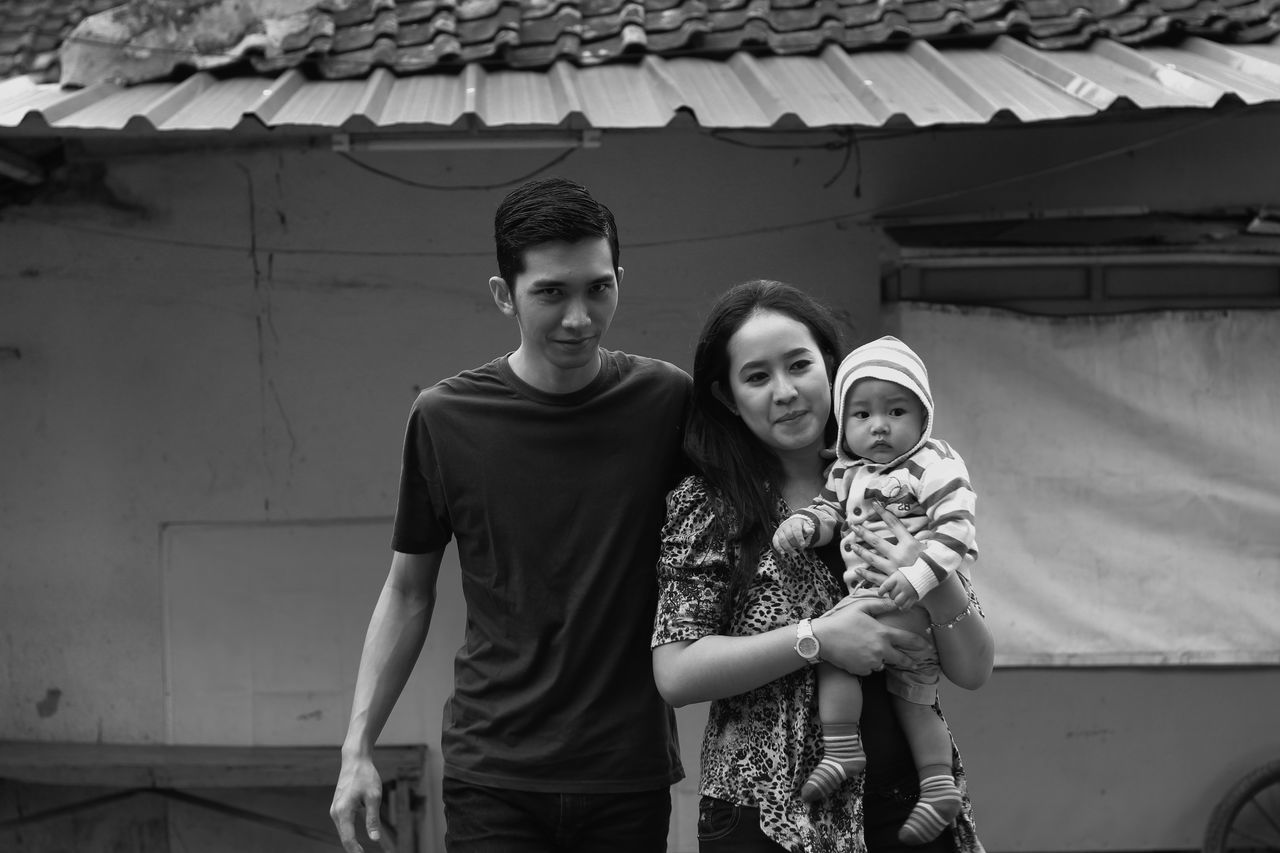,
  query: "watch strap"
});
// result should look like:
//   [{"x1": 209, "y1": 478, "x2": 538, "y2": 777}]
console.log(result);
[{"x1": 795, "y1": 618, "x2": 820, "y2": 665}]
